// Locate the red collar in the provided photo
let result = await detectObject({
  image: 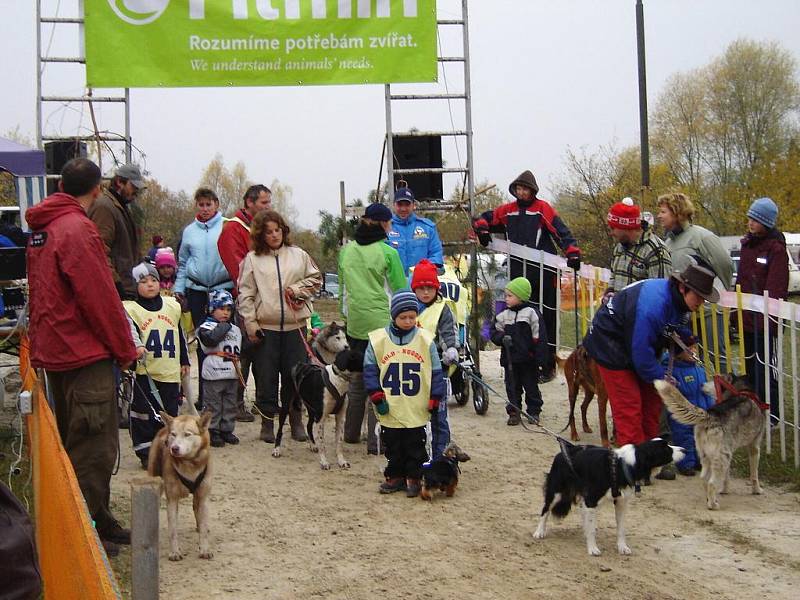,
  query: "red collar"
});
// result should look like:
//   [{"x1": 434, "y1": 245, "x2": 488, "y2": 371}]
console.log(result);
[{"x1": 713, "y1": 375, "x2": 769, "y2": 411}]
